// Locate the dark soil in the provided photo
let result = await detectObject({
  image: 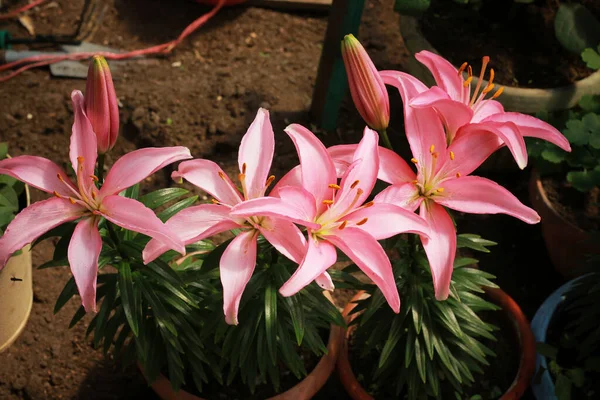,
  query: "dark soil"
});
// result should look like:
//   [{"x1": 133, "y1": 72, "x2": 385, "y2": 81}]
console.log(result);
[
  {"x1": 542, "y1": 177, "x2": 600, "y2": 232},
  {"x1": 422, "y1": 0, "x2": 599, "y2": 88}
]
